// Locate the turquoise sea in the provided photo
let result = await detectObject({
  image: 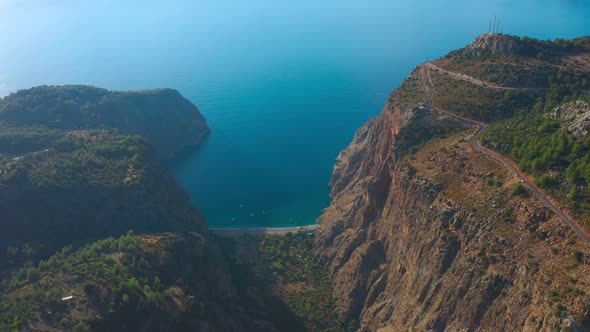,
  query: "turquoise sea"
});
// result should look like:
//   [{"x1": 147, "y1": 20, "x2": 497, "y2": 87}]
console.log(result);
[{"x1": 1, "y1": 0, "x2": 589, "y2": 227}]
